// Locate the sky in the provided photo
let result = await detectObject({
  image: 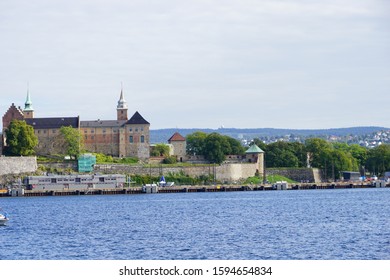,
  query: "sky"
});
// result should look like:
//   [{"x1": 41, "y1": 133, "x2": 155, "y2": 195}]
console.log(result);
[{"x1": 1, "y1": 0, "x2": 389, "y2": 130}]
